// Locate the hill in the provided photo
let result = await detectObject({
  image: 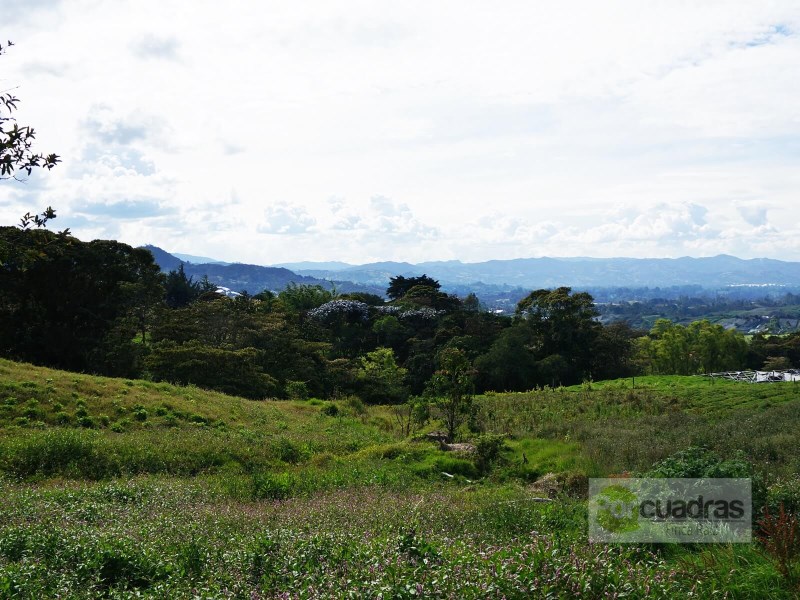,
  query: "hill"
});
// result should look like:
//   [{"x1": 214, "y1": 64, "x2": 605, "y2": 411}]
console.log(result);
[
  {"x1": 141, "y1": 245, "x2": 384, "y2": 295},
  {"x1": 1, "y1": 358, "x2": 799, "y2": 596}
]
